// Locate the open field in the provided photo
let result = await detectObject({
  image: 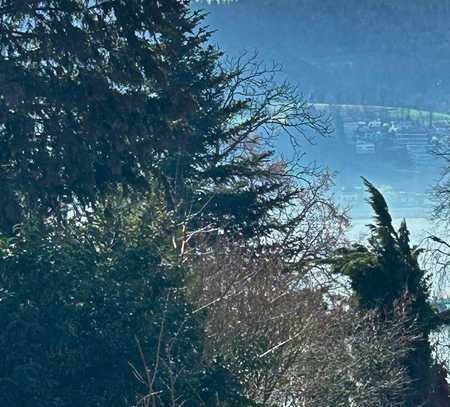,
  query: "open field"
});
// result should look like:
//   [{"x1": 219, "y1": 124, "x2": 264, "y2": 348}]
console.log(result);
[{"x1": 312, "y1": 103, "x2": 450, "y2": 122}]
